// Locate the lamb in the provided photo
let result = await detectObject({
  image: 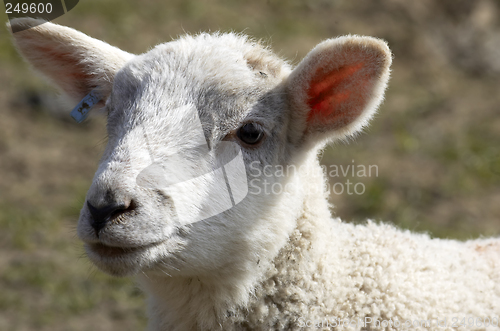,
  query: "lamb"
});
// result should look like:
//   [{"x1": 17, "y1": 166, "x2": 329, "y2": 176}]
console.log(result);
[{"x1": 9, "y1": 18, "x2": 500, "y2": 330}]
